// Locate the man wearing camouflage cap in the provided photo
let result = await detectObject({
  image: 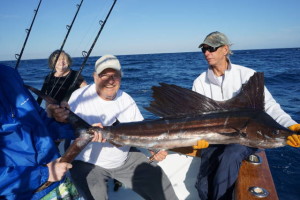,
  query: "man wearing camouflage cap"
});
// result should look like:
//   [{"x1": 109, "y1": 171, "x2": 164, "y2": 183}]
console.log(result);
[{"x1": 192, "y1": 31, "x2": 300, "y2": 200}]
